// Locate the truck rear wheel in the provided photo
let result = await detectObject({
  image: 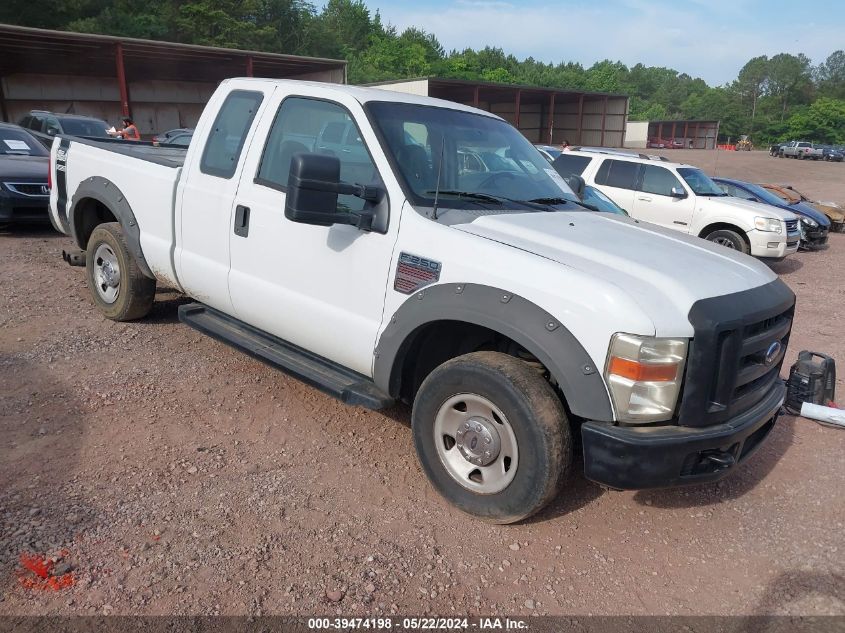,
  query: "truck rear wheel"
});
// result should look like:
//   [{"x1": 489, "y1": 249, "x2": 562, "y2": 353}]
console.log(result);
[
  {"x1": 705, "y1": 229, "x2": 750, "y2": 254},
  {"x1": 411, "y1": 351, "x2": 572, "y2": 524},
  {"x1": 85, "y1": 222, "x2": 155, "y2": 321}
]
